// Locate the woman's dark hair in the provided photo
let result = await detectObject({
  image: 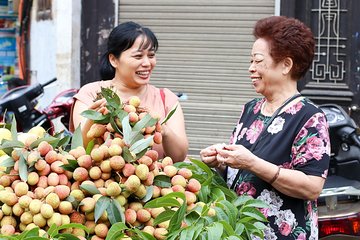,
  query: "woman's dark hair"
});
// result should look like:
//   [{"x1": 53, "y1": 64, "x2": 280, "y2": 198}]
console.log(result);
[
  {"x1": 253, "y1": 16, "x2": 315, "y2": 80},
  {"x1": 100, "y1": 21, "x2": 159, "y2": 80}
]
